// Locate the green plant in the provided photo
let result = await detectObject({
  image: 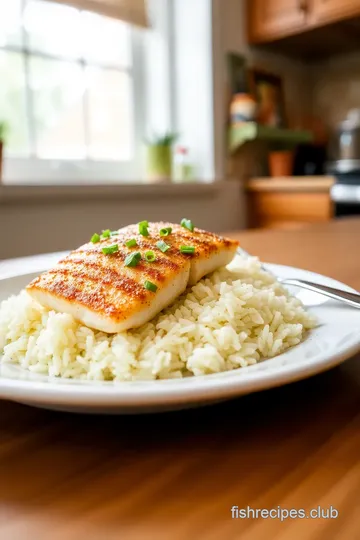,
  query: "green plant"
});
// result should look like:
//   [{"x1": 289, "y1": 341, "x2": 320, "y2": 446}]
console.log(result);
[
  {"x1": 0, "y1": 121, "x2": 9, "y2": 143},
  {"x1": 144, "y1": 131, "x2": 179, "y2": 146}
]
